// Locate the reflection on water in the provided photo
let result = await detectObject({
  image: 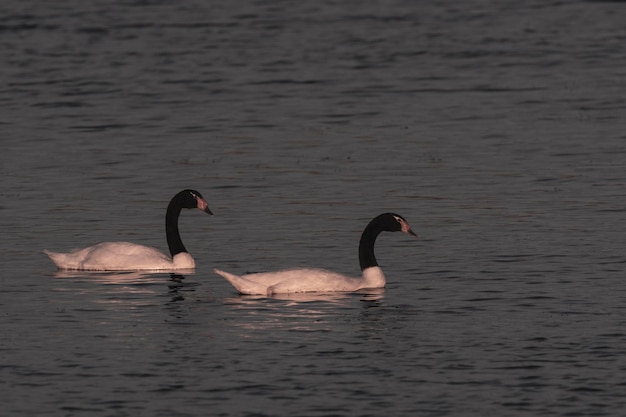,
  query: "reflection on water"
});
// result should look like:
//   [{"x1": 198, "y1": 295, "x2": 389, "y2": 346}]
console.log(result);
[
  {"x1": 50, "y1": 270, "x2": 196, "y2": 283},
  {"x1": 49, "y1": 270, "x2": 201, "y2": 307},
  {"x1": 220, "y1": 289, "x2": 386, "y2": 335}
]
